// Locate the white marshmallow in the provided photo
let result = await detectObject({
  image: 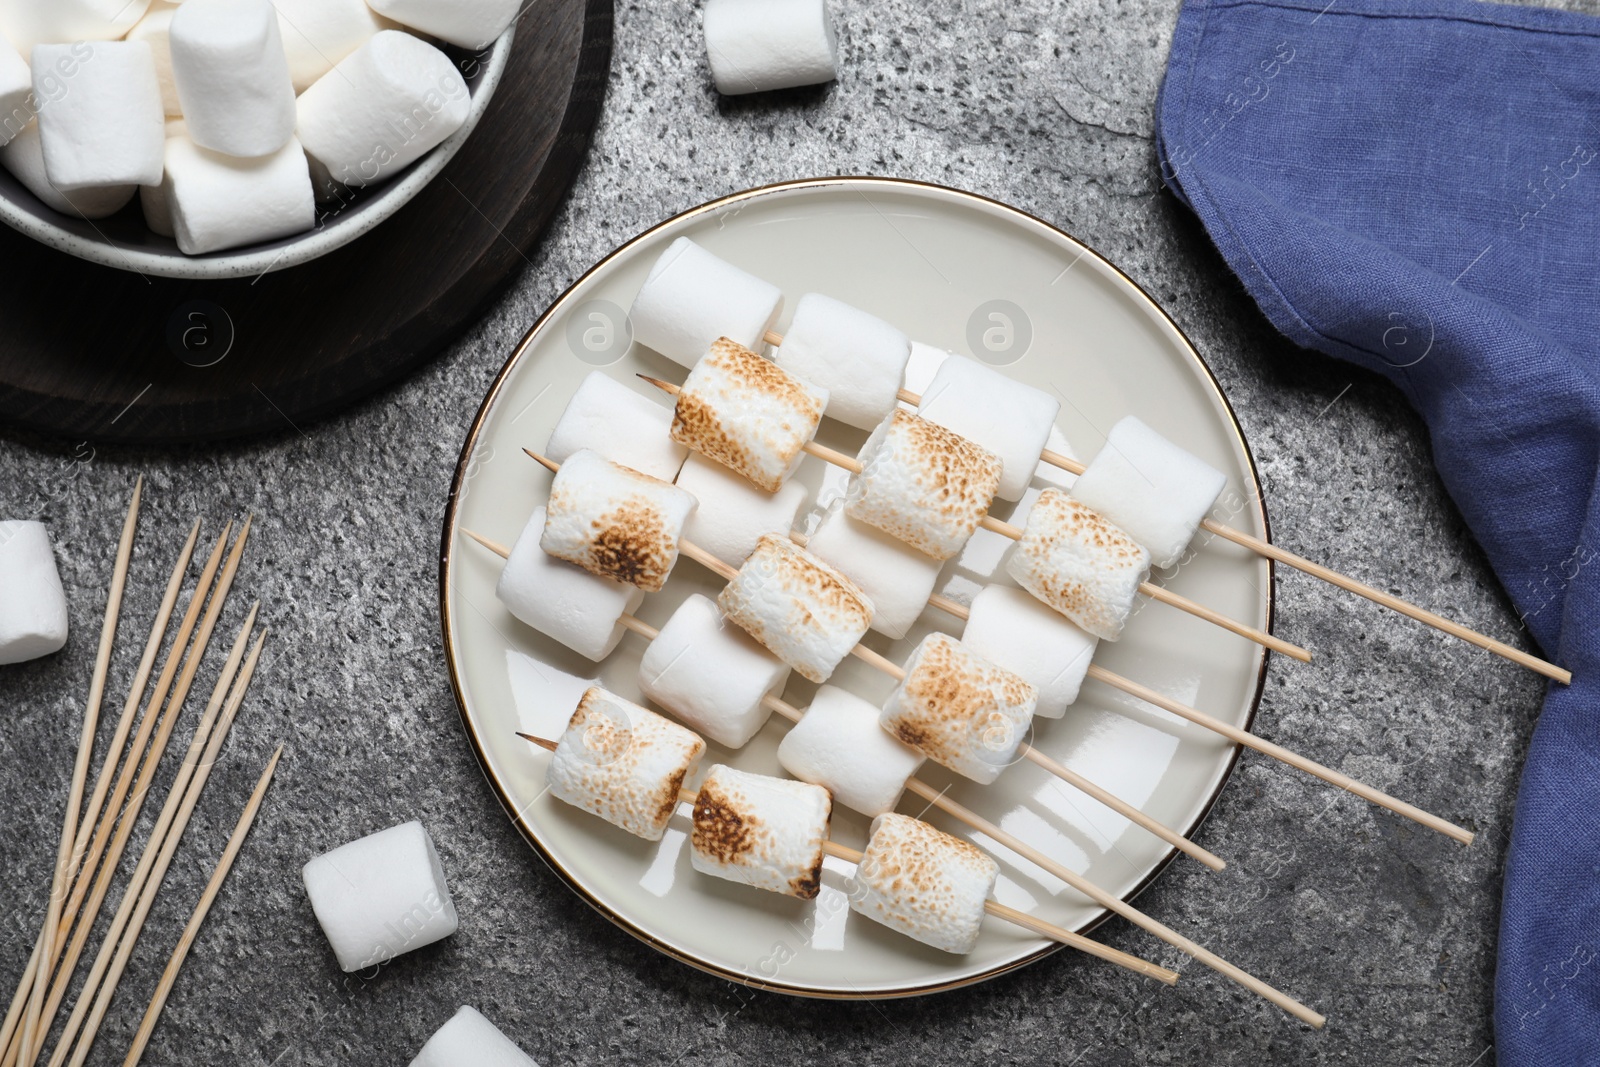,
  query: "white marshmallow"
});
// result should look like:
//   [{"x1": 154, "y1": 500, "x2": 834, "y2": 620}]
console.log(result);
[
  {"x1": 0, "y1": 32, "x2": 30, "y2": 145},
  {"x1": 1070, "y1": 416, "x2": 1228, "y2": 569},
  {"x1": 879, "y1": 633, "x2": 1036, "y2": 785},
  {"x1": 845, "y1": 410, "x2": 1001, "y2": 560},
  {"x1": 670, "y1": 338, "x2": 828, "y2": 492},
  {"x1": 411, "y1": 1007, "x2": 539, "y2": 1067},
  {"x1": 702, "y1": 0, "x2": 837, "y2": 96},
  {"x1": 804, "y1": 501, "x2": 939, "y2": 640},
  {"x1": 717, "y1": 534, "x2": 873, "y2": 684},
  {"x1": 126, "y1": 4, "x2": 180, "y2": 116},
  {"x1": 547, "y1": 687, "x2": 706, "y2": 841},
  {"x1": 915, "y1": 354, "x2": 1061, "y2": 502},
  {"x1": 367, "y1": 0, "x2": 516, "y2": 50},
  {"x1": 496, "y1": 506, "x2": 644, "y2": 661},
  {"x1": 675, "y1": 452, "x2": 806, "y2": 568},
  {"x1": 849, "y1": 813, "x2": 997, "y2": 955},
  {"x1": 295, "y1": 30, "x2": 470, "y2": 189},
  {"x1": 0, "y1": 0, "x2": 153, "y2": 53},
  {"x1": 1005, "y1": 489, "x2": 1150, "y2": 641},
  {"x1": 34, "y1": 42, "x2": 164, "y2": 189},
  {"x1": 777, "y1": 685, "x2": 923, "y2": 817},
  {"x1": 169, "y1": 0, "x2": 295, "y2": 157},
  {"x1": 638, "y1": 593, "x2": 789, "y2": 749},
  {"x1": 541, "y1": 449, "x2": 697, "y2": 593},
  {"x1": 137, "y1": 117, "x2": 187, "y2": 236},
  {"x1": 273, "y1": 0, "x2": 393, "y2": 92},
  {"x1": 628, "y1": 237, "x2": 783, "y2": 369},
  {"x1": 301, "y1": 820, "x2": 459, "y2": 973},
  {"x1": 0, "y1": 521, "x2": 68, "y2": 665},
  {"x1": 962, "y1": 586, "x2": 1097, "y2": 719},
  {"x1": 545, "y1": 372, "x2": 686, "y2": 482},
  {"x1": 690, "y1": 765, "x2": 831, "y2": 899},
  {"x1": 0, "y1": 119, "x2": 134, "y2": 218},
  {"x1": 772, "y1": 293, "x2": 909, "y2": 430},
  {"x1": 162, "y1": 134, "x2": 313, "y2": 253}
]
